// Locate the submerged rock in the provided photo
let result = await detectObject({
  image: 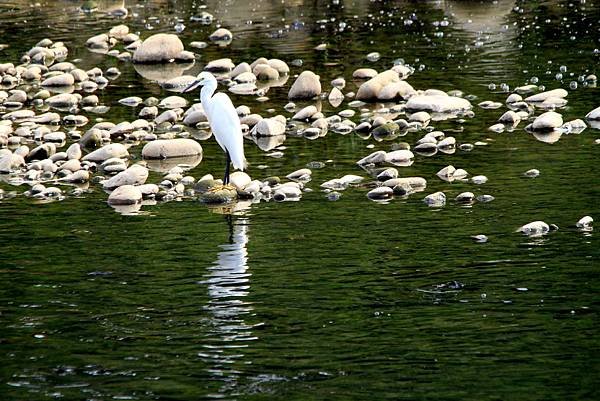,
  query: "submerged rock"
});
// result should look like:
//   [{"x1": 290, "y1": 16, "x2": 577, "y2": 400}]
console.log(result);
[
  {"x1": 518, "y1": 221, "x2": 550, "y2": 236},
  {"x1": 406, "y1": 94, "x2": 471, "y2": 113},
  {"x1": 107, "y1": 185, "x2": 142, "y2": 205},
  {"x1": 576, "y1": 216, "x2": 593, "y2": 229}
]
